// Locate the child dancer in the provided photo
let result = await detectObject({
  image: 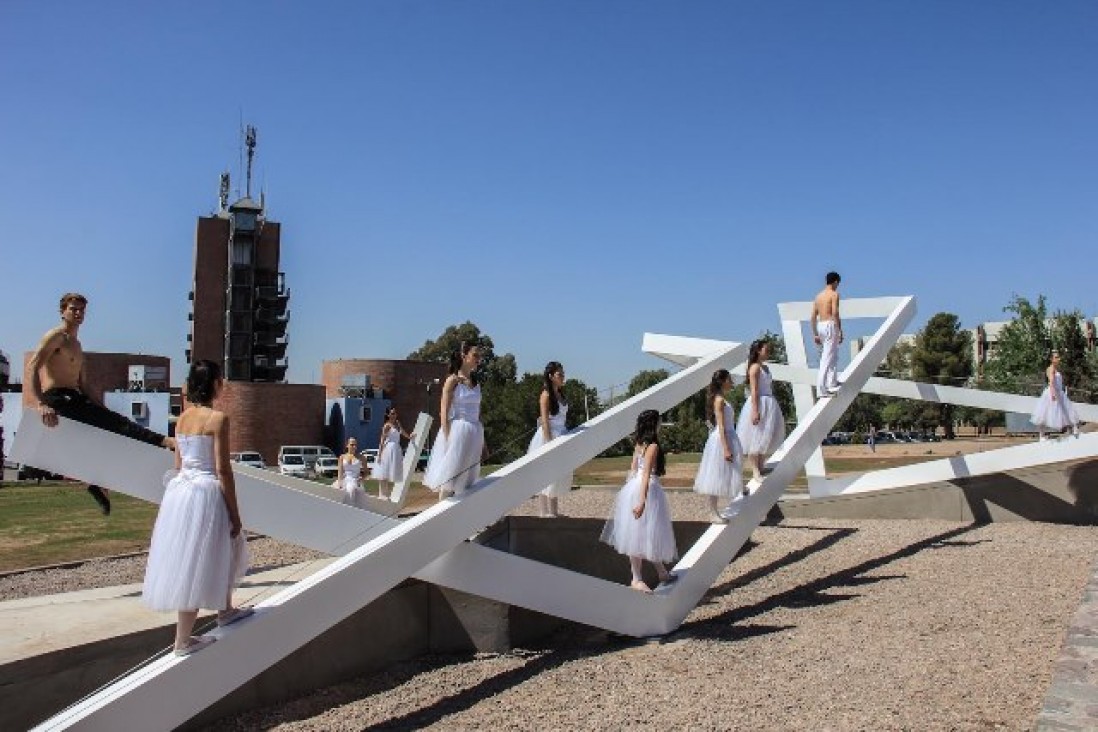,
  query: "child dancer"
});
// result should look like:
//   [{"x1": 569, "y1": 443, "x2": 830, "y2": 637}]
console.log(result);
[
  {"x1": 337, "y1": 437, "x2": 364, "y2": 501},
  {"x1": 1031, "y1": 351, "x2": 1081, "y2": 440},
  {"x1": 600, "y1": 409, "x2": 678, "y2": 593},
  {"x1": 693, "y1": 369, "x2": 745, "y2": 523},
  {"x1": 424, "y1": 342, "x2": 485, "y2": 498},
  {"x1": 372, "y1": 407, "x2": 413, "y2": 499},
  {"x1": 737, "y1": 339, "x2": 786, "y2": 488},
  {"x1": 142, "y1": 360, "x2": 251, "y2": 656},
  {"x1": 527, "y1": 361, "x2": 573, "y2": 517}
]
